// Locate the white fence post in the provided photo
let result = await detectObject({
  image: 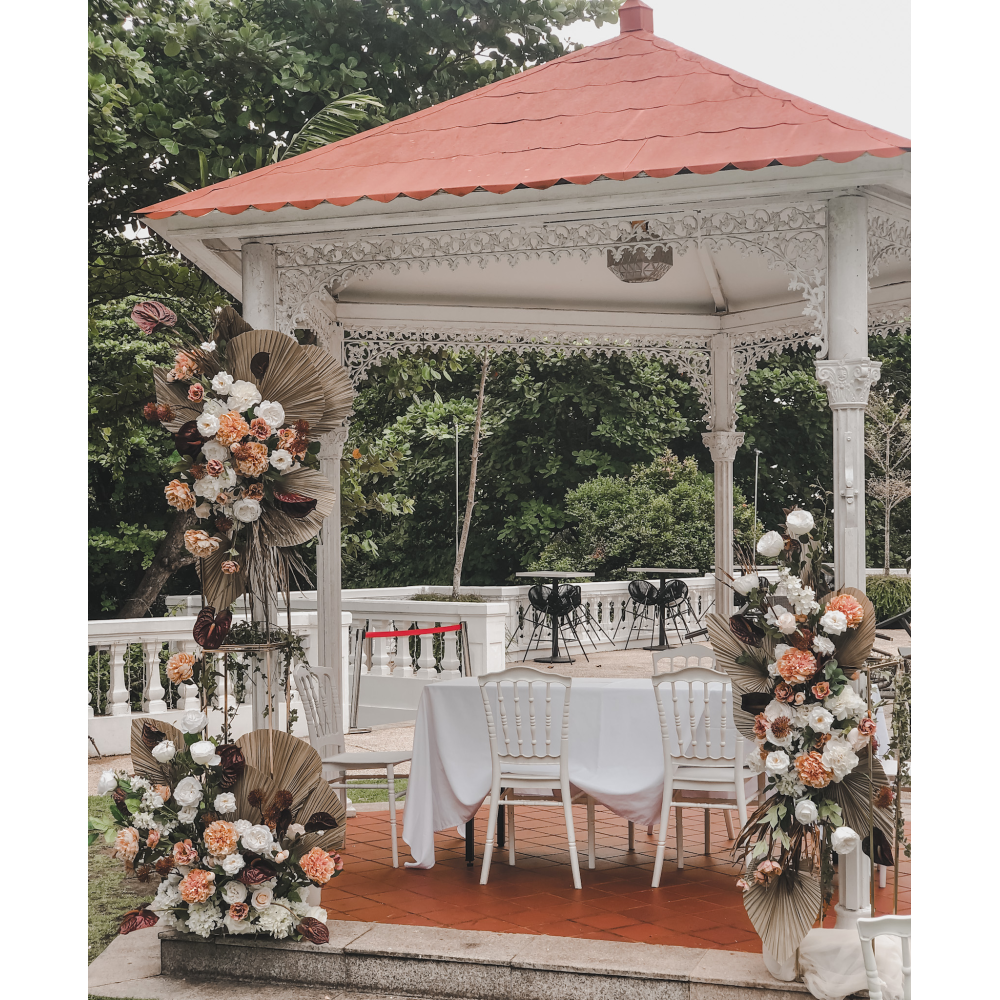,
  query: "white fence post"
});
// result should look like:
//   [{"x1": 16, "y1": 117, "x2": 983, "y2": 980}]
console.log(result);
[
  {"x1": 414, "y1": 621, "x2": 437, "y2": 679},
  {"x1": 440, "y1": 629, "x2": 462, "y2": 679},
  {"x1": 143, "y1": 639, "x2": 168, "y2": 714},
  {"x1": 108, "y1": 642, "x2": 131, "y2": 717}
]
